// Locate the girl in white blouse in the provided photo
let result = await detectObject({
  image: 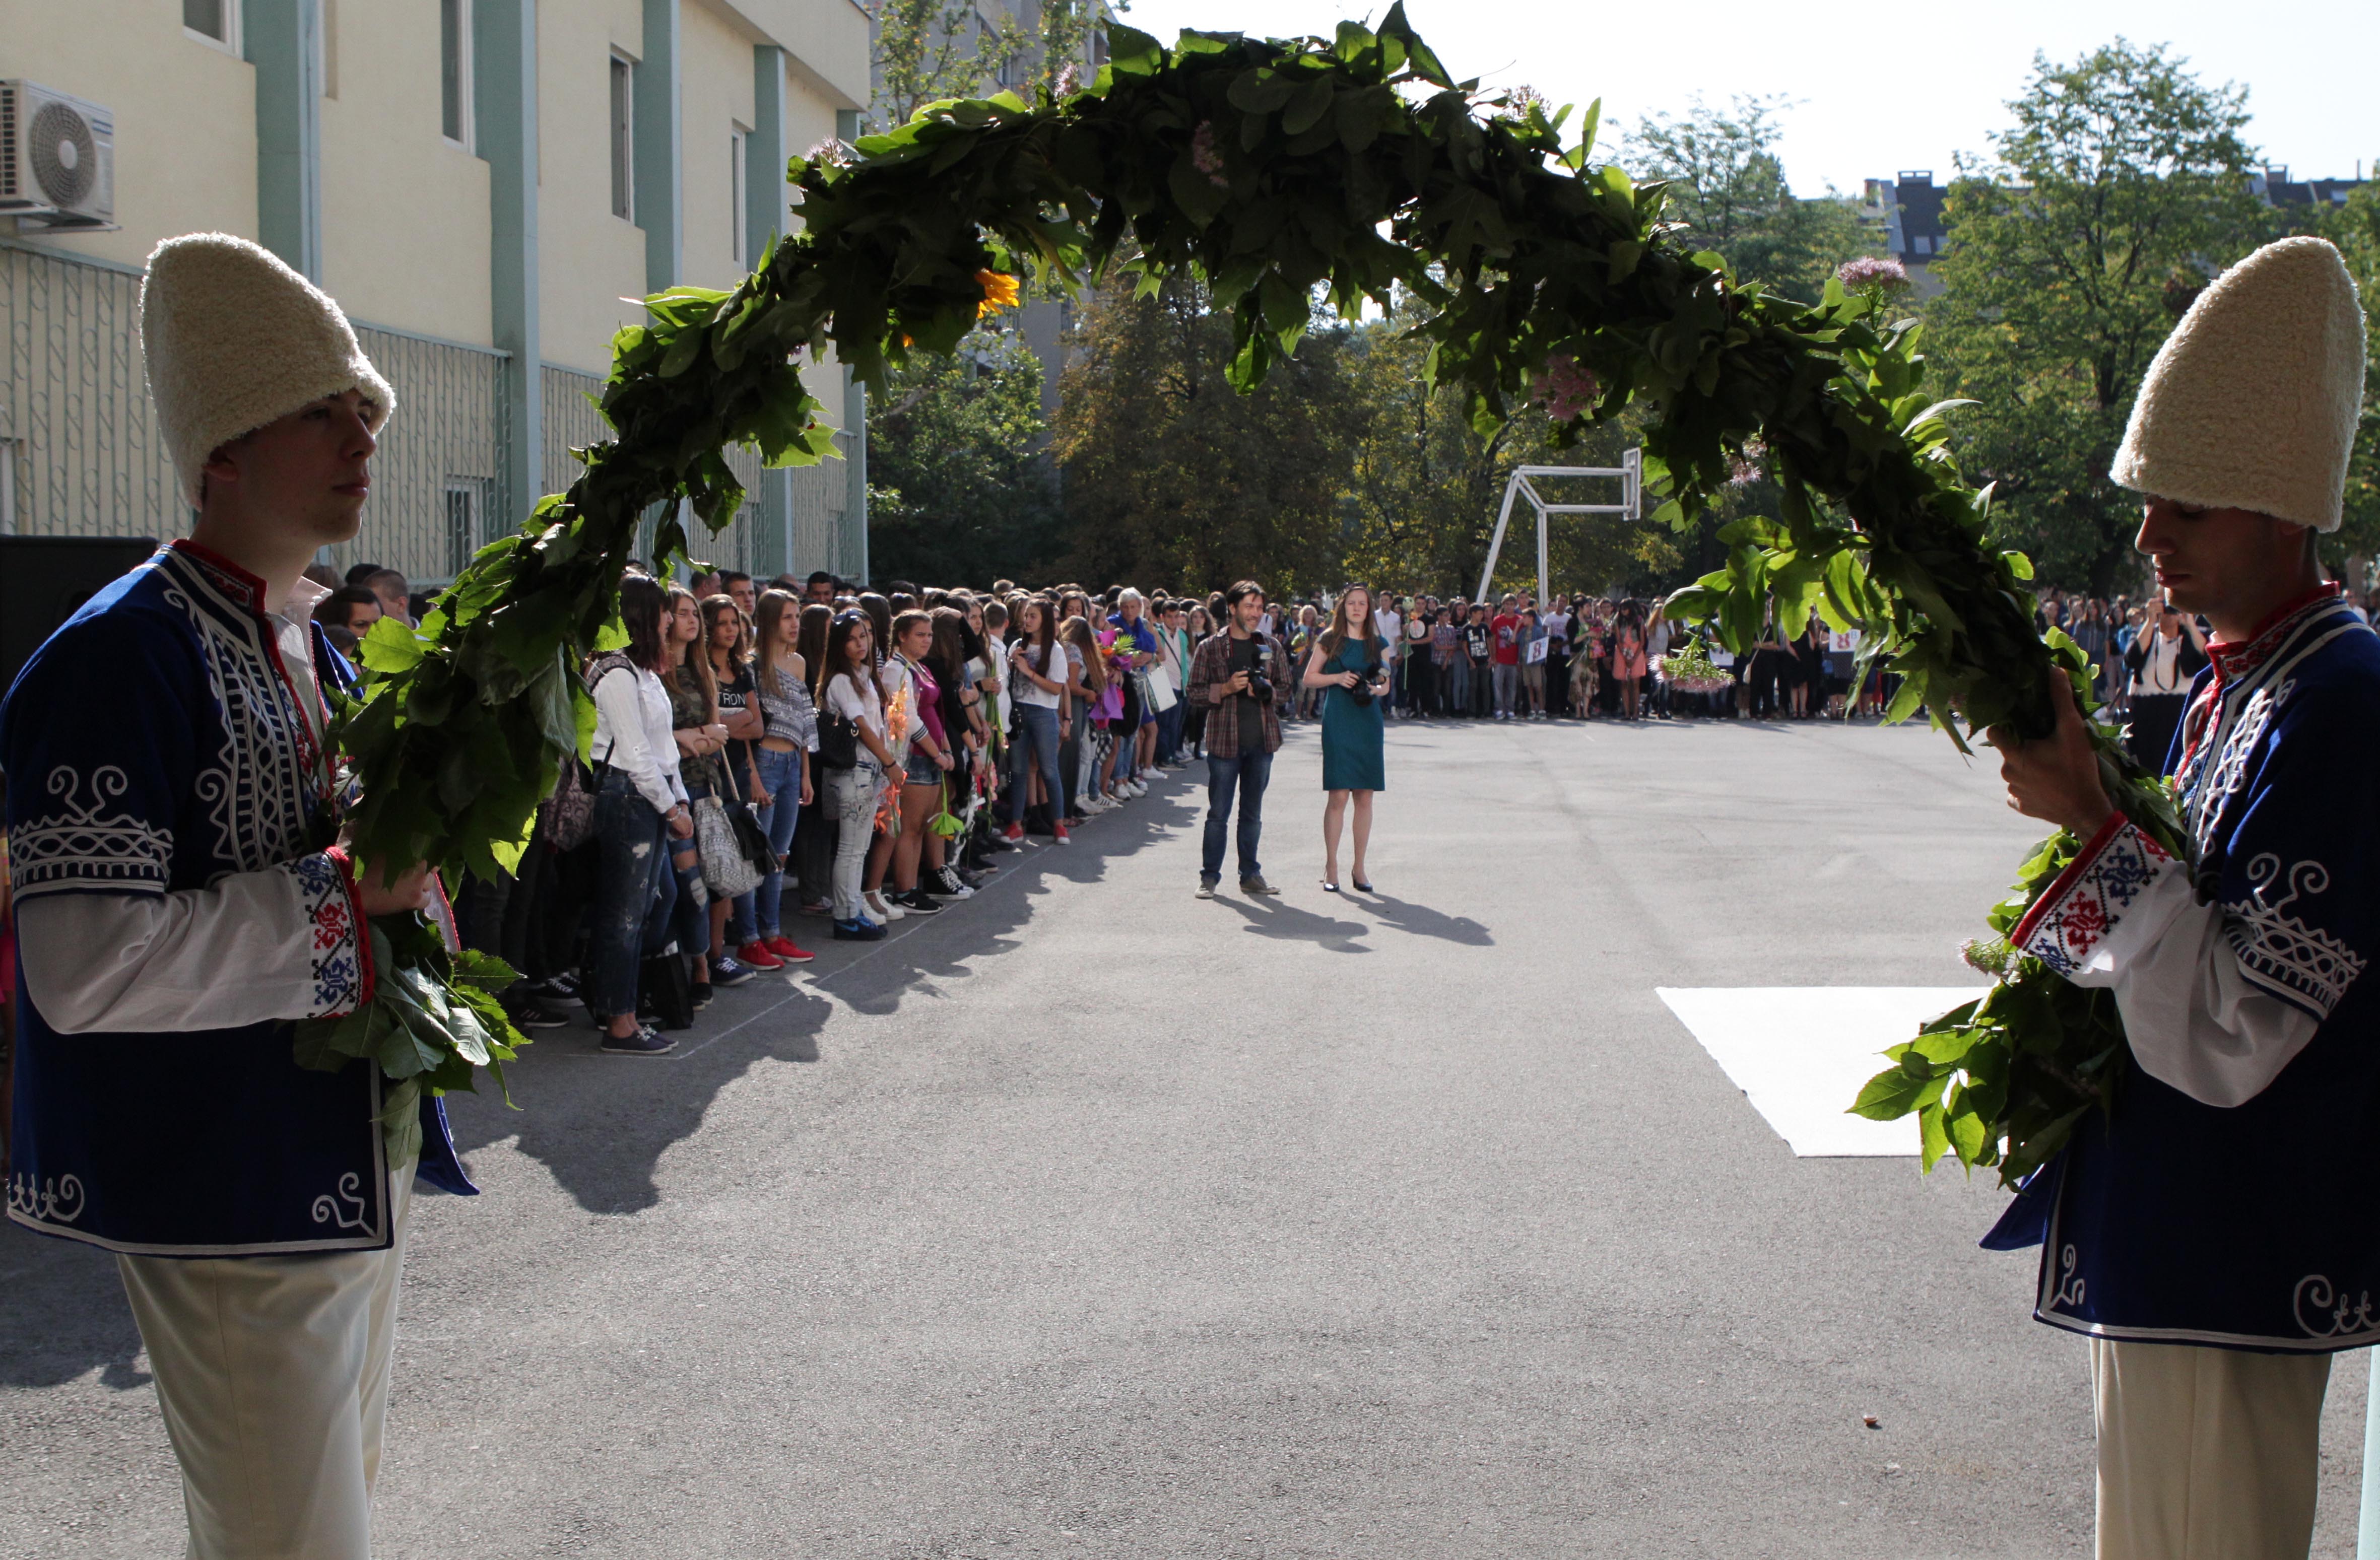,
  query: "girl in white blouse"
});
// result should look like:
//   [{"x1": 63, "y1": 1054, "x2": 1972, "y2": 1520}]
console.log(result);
[{"x1": 585, "y1": 576, "x2": 694, "y2": 1053}]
